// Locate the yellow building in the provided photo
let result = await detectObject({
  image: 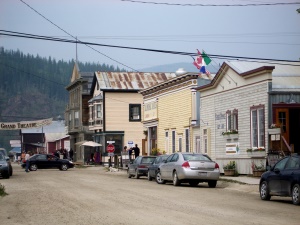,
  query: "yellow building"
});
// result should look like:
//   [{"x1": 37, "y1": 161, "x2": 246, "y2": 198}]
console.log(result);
[{"x1": 140, "y1": 70, "x2": 212, "y2": 155}]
